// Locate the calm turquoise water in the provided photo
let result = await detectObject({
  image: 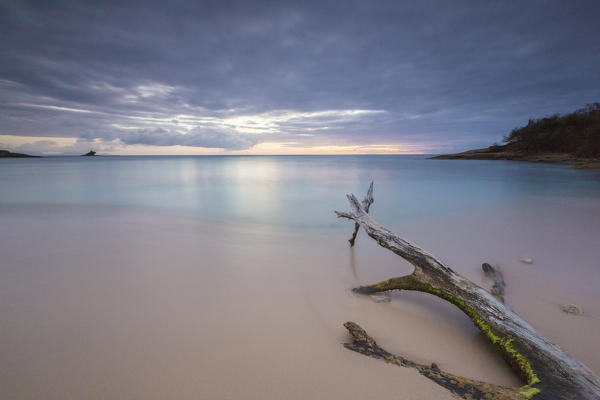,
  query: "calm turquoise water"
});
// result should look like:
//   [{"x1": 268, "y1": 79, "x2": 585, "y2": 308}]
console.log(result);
[{"x1": 1, "y1": 155, "x2": 599, "y2": 228}]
